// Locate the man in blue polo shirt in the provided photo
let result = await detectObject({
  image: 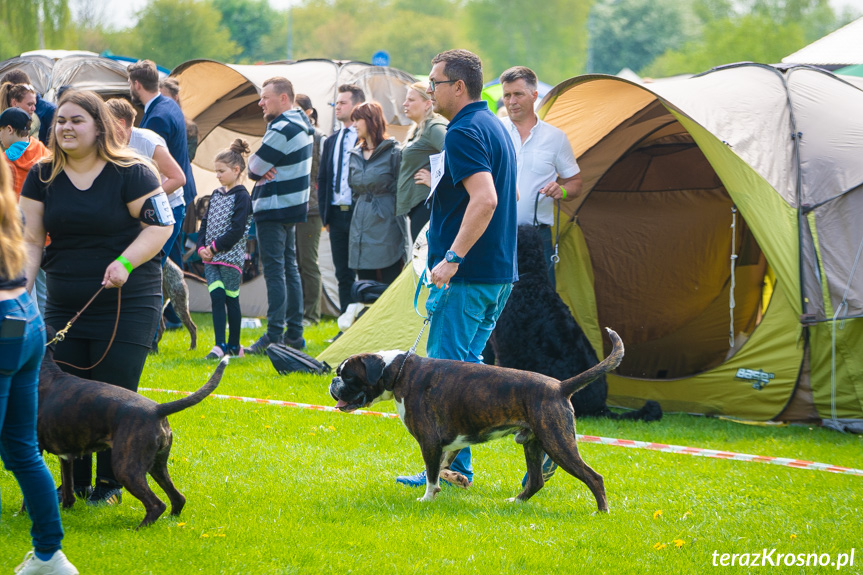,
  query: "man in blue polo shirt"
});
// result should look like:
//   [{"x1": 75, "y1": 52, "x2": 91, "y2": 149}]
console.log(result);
[{"x1": 396, "y1": 49, "x2": 518, "y2": 489}]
